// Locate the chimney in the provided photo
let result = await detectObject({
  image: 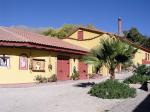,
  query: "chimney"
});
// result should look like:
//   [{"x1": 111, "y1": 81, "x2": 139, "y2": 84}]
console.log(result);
[{"x1": 118, "y1": 17, "x2": 122, "y2": 36}]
